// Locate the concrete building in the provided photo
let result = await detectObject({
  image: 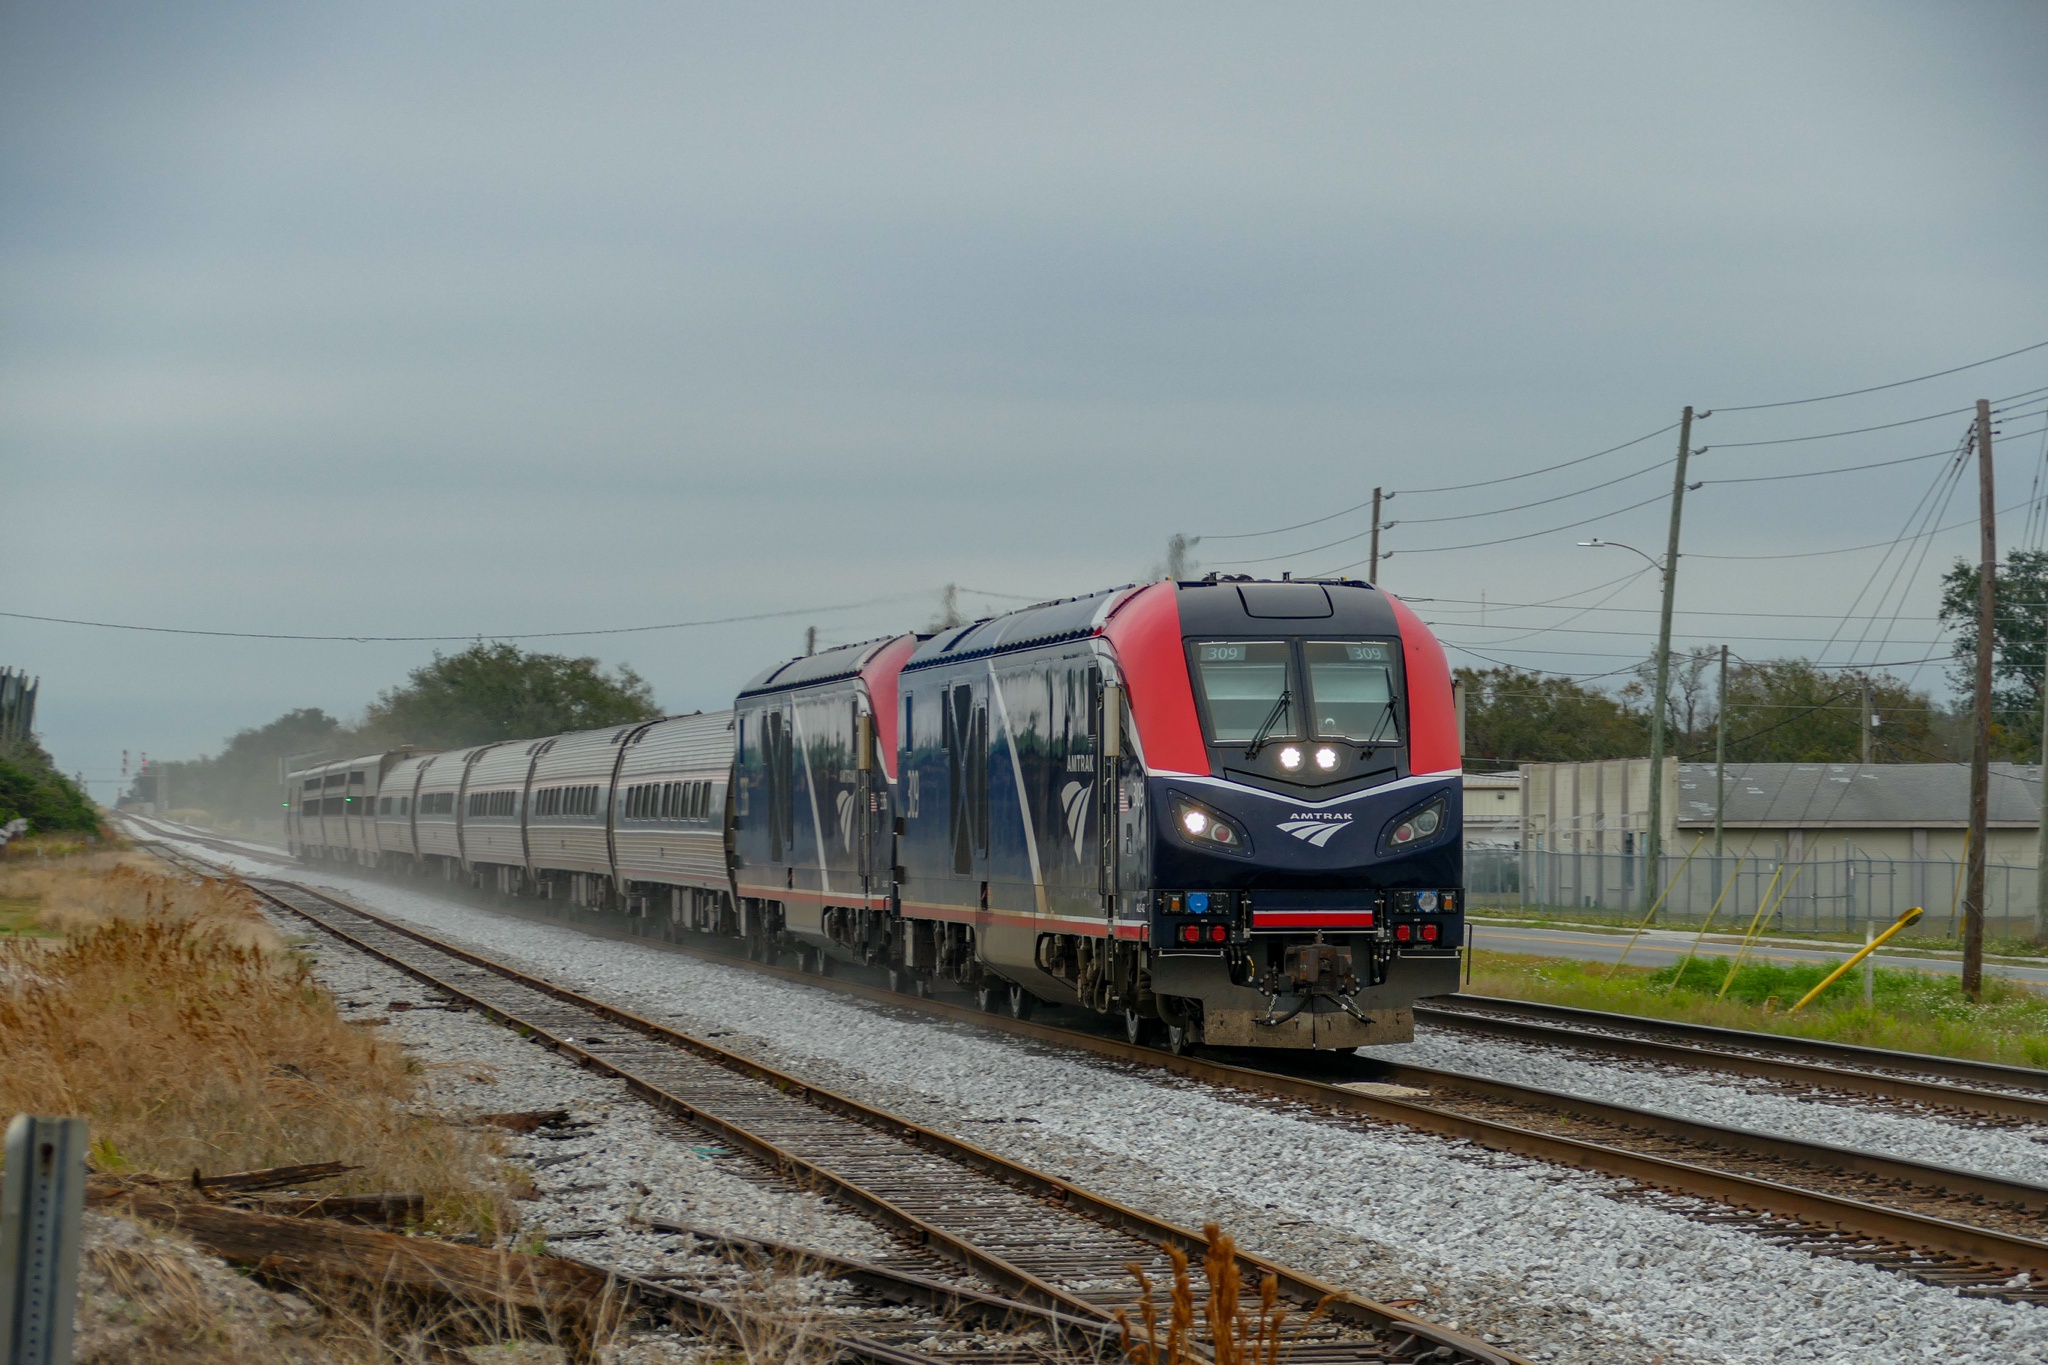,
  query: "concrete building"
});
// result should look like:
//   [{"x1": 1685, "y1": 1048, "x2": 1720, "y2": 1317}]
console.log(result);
[
  {"x1": 1519, "y1": 759, "x2": 2045, "y2": 865},
  {"x1": 1511, "y1": 759, "x2": 2048, "y2": 934},
  {"x1": 1461, "y1": 770, "x2": 1523, "y2": 848}
]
